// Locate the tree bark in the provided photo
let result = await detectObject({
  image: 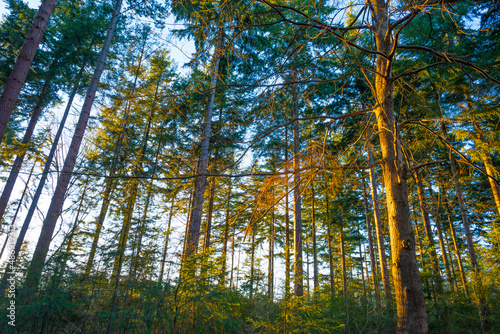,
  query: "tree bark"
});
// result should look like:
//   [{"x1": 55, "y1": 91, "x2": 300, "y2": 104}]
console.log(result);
[
  {"x1": 441, "y1": 123, "x2": 479, "y2": 274},
  {"x1": 183, "y1": 30, "x2": 223, "y2": 265},
  {"x1": 415, "y1": 171, "x2": 443, "y2": 293},
  {"x1": 326, "y1": 194, "x2": 335, "y2": 295},
  {"x1": 441, "y1": 184, "x2": 469, "y2": 295},
  {"x1": 220, "y1": 181, "x2": 232, "y2": 286},
  {"x1": 23, "y1": 0, "x2": 123, "y2": 290},
  {"x1": 0, "y1": 79, "x2": 51, "y2": 224},
  {"x1": 311, "y1": 182, "x2": 318, "y2": 293},
  {"x1": 362, "y1": 176, "x2": 379, "y2": 303},
  {"x1": 85, "y1": 38, "x2": 147, "y2": 275},
  {"x1": 159, "y1": 197, "x2": 175, "y2": 283},
  {"x1": 4, "y1": 62, "x2": 85, "y2": 288},
  {"x1": 292, "y1": 74, "x2": 303, "y2": 297},
  {"x1": 284, "y1": 126, "x2": 291, "y2": 297},
  {"x1": 428, "y1": 184, "x2": 454, "y2": 292},
  {"x1": 372, "y1": 2, "x2": 428, "y2": 329},
  {"x1": 367, "y1": 138, "x2": 392, "y2": 301},
  {"x1": 0, "y1": 0, "x2": 57, "y2": 143}
]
